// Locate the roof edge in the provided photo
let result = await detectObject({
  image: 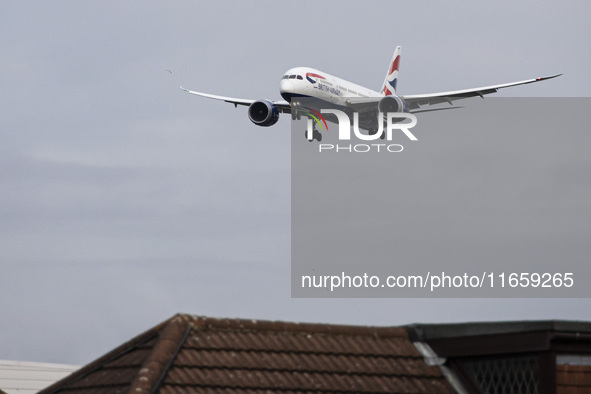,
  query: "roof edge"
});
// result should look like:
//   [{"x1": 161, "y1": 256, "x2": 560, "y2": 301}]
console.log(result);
[
  {"x1": 187, "y1": 315, "x2": 409, "y2": 339},
  {"x1": 128, "y1": 314, "x2": 191, "y2": 394},
  {"x1": 407, "y1": 320, "x2": 591, "y2": 342},
  {"x1": 39, "y1": 323, "x2": 161, "y2": 394}
]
